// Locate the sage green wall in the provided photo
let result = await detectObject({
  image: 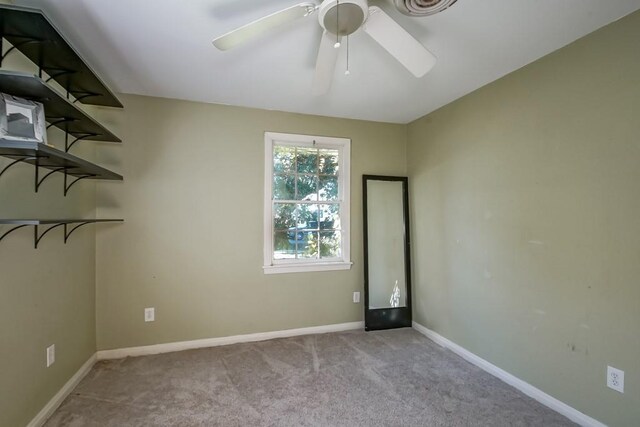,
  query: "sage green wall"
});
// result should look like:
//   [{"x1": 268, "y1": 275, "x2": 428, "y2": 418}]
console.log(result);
[
  {"x1": 0, "y1": 16, "x2": 109, "y2": 427},
  {"x1": 95, "y1": 94, "x2": 406, "y2": 350},
  {"x1": 407, "y1": 11, "x2": 640, "y2": 427}
]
